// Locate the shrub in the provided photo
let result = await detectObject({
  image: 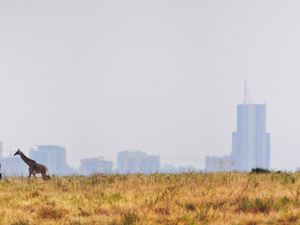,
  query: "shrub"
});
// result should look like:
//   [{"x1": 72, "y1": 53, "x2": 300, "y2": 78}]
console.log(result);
[
  {"x1": 121, "y1": 212, "x2": 139, "y2": 225},
  {"x1": 275, "y1": 196, "x2": 290, "y2": 210},
  {"x1": 252, "y1": 198, "x2": 272, "y2": 213},
  {"x1": 237, "y1": 197, "x2": 272, "y2": 213},
  {"x1": 250, "y1": 168, "x2": 270, "y2": 174},
  {"x1": 185, "y1": 202, "x2": 196, "y2": 211}
]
